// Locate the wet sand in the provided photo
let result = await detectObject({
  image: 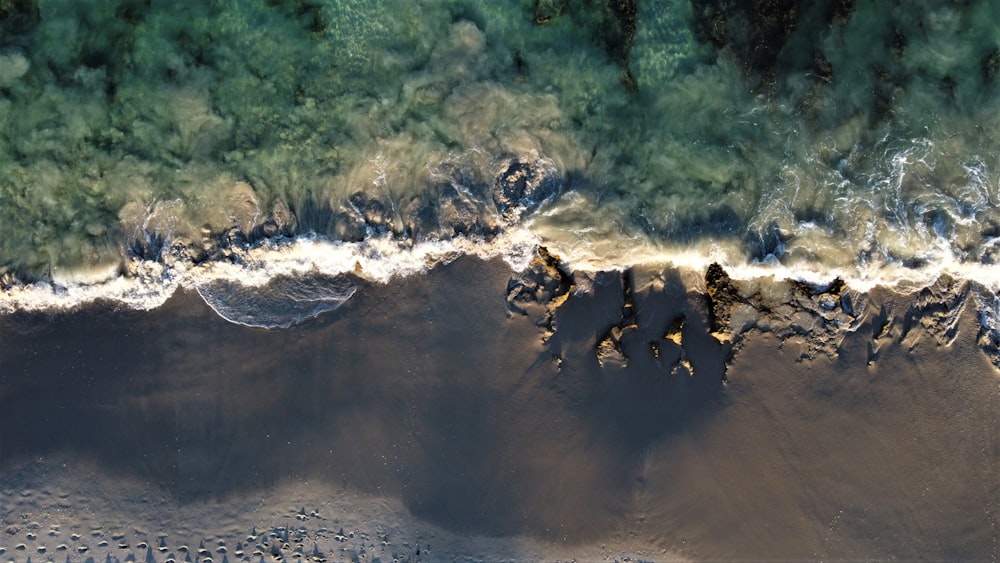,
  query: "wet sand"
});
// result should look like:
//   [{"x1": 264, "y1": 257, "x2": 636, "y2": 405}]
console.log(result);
[{"x1": 1, "y1": 256, "x2": 998, "y2": 561}]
